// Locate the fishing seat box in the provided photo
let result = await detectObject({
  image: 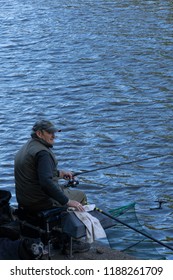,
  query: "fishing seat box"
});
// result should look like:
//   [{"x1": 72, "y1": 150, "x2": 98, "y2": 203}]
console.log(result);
[{"x1": 61, "y1": 210, "x2": 116, "y2": 239}]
